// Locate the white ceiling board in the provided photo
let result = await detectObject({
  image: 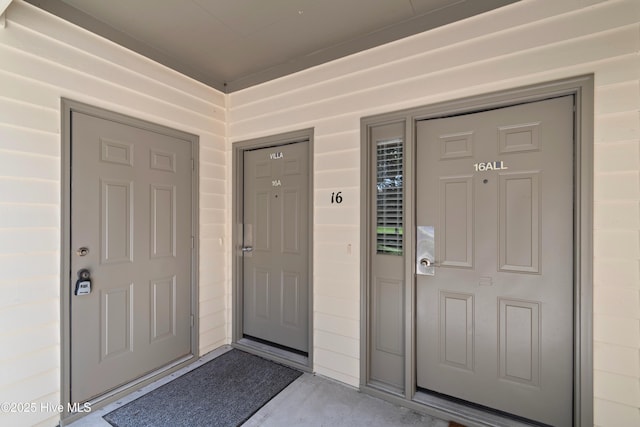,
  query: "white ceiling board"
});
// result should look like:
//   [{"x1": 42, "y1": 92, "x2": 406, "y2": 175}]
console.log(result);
[
  {"x1": 27, "y1": 0, "x2": 520, "y2": 92},
  {"x1": 62, "y1": 0, "x2": 239, "y2": 47},
  {"x1": 291, "y1": 0, "x2": 416, "y2": 44},
  {"x1": 192, "y1": 0, "x2": 300, "y2": 36}
]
